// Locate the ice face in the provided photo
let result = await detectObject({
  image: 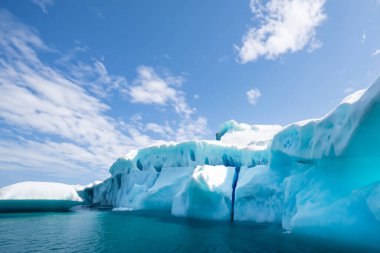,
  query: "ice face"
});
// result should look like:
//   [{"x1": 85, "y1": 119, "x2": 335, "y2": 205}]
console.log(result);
[
  {"x1": 142, "y1": 167, "x2": 194, "y2": 210},
  {"x1": 0, "y1": 182, "x2": 84, "y2": 212},
  {"x1": 234, "y1": 166, "x2": 283, "y2": 223},
  {"x1": 172, "y1": 165, "x2": 236, "y2": 220},
  {"x1": 86, "y1": 140, "x2": 268, "y2": 213}
]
